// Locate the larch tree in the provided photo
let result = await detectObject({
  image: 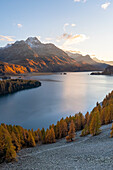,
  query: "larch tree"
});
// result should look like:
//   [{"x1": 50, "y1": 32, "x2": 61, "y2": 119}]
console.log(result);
[
  {"x1": 5, "y1": 136, "x2": 17, "y2": 163},
  {"x1": 90, "y1": 111, "x2": 101, "y2": 136},
  {"x1": 0, "y1": 125, "x2": 16, "y2": 163},
  {"x1": 11, "y1": 132, "x2": 20, "y2": 152},
  {"x1": 105, "y1": 106, "x2": 111, "y2": 124},
  {"x1": 41, "y1": 128, "x2": 46, "y2": 143},
  {"x1": 66, "y1": 120, "x2": 75, "y2": 141},
  {"x1": 27, "y1": 131, "x2": 36, "y2": 147},
  {"x1": 45, "y1": 128, "x2": 55, "y2": 144}
]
